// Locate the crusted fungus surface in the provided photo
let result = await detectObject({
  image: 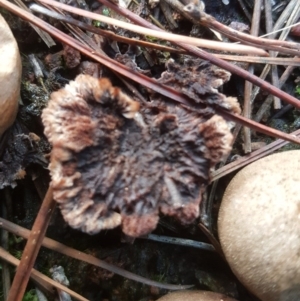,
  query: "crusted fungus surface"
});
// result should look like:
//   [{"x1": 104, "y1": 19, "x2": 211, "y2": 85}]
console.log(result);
[
  {"x1": 159, "y1": 58, "x2": 241, "y2": 114},
  {"x1": 42, "y1": 69, "x2": 239, "y2": 237}
]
